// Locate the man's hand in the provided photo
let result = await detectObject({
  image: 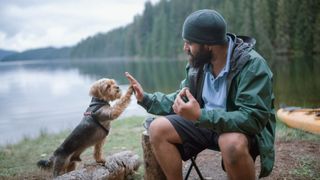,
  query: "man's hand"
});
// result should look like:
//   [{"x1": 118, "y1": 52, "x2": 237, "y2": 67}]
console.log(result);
[
  {"x1": 125, "y1": 72, "x2": 144, "y2": 102},
  {"x1": 172, "y1": 88, "x2": 201, "y2": 121}
]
